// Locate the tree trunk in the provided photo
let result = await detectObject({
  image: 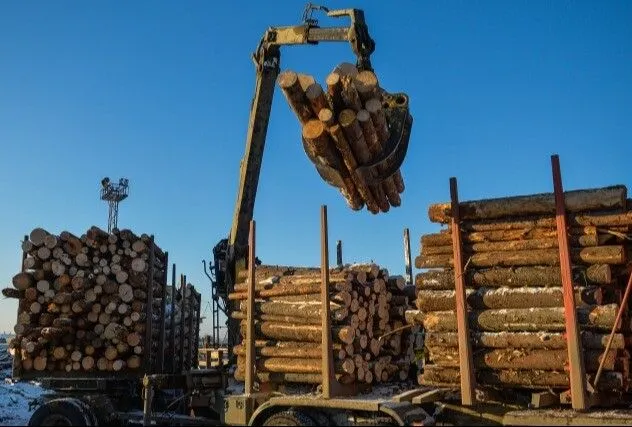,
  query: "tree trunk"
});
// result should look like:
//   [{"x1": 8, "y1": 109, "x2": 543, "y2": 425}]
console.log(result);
[
  {"x1": 339, "y1": 108, "x2": 389, "y2": 213},
  {"x1": 419, "y1": 365, "x2": 623, "y2": 391},
  {"x1": 428, "y1": 185, "x2": 627, "y2": 223},
  {"x1": 424, "y1": 331, "x2": 626, "y2": 350},
  {"x1": 415, "y1": 286, "x2": 602, "y2": 311},
  {"x1": 242, "y1": 321, "x2": 355, "y2": 344},
  {"x1": 407, "y1": 304, "x2": 622, "y2": 332},
  {"x1": 426, "y1": 347, "x2": 621, "y2": 371},
  {"x1": 415, "y1": 245, "x2": 626, "y2": 268},
  {"x1": 277, "y1": 70, "x2": 314, "y2": 125}
]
